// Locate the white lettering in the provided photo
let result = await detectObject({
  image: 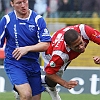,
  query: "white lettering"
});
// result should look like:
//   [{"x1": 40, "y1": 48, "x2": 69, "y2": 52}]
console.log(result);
[
  {"x1": 89, "y1": 74, "x2": 100, "y2": 95},
  {"x1": 68, "y1": 77, "x2": 84, "y2": 94}
]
